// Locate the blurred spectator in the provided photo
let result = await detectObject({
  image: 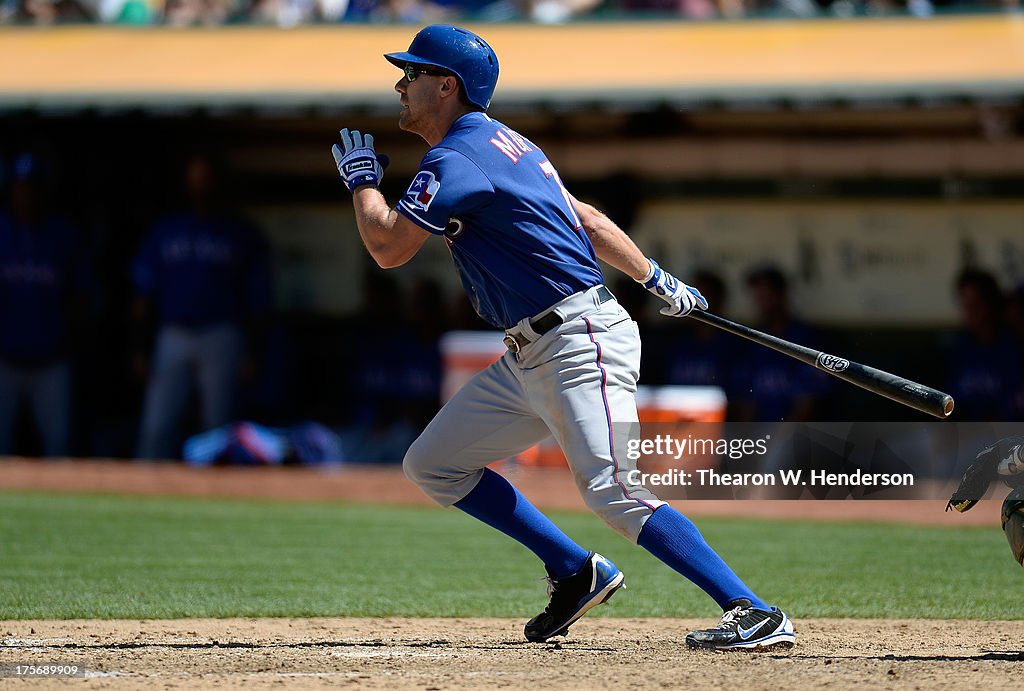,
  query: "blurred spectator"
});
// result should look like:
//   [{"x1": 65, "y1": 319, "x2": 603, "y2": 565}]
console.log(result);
[
  {"x1": 438, "y1": 0, "x2": 519, "y2": 20},
  {"x1": 664, "y1": 269, "x2": 741, "y2": 391},
  {"x1": 2, "y1": 0, "x2": 1020, "y2": 23},
  {"x1": 162, "y1": 0, "x2": 238, "y2": 25},
  {"x1": 944, "y1": 268, "x2": 1023, "y2": 421},
  {"x1": 930, "y1": 0, "x2": 1017, "y2": 13},
  {"x1": 865, "y1": 0, "x2": 935, "y2": 16},
  {"x1": 521, "y1": 0, "x2": 601, "y2": 22},
  {"x1": 0, "y1": 153, "x2": 94, "y2": 457},
  {"x1": 2, "y1": 0, "x2": 93, "y2": 23},
  {"x1": 132, "y1": 152, "x2": 273, "y2": 459},
  {"x1": 341, "y1": 0, "x2": 445, "y2": 22},
  {"x1": 729, "y1": 264, "x2": 830, "y2": 421},
  {"x1": 612, "y1": 0, "x2": 747, "y2": 19},
  {"x1": 96, "y1": 0, "x2": 161, "y2": 23},
  {"x1": 341, "y1": 0, "x2": 602, "y2": 22},
  {"x1": 248, "y1": 0, "x2": 346, "y2": 25}
]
